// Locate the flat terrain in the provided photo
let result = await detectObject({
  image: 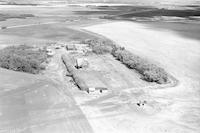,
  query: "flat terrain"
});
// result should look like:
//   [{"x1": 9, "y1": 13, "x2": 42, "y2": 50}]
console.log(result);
[
  {"x1": 1, "y1": 4, "x2": 200, "y2": 133},
  {"x1": 0, "y1": 23, "x2": 97, "y2": 43},
  {"x1": 0, "y1": 5, "x2": 100, "y2": 133},
  {"x1": 84, "y1": 21, "x2": 200, "y2": 133},
  {"x1": 0, "y1": 49, "x2": 93, "y2": 133},
  {"x1": 0, "y1": 5, "x2": 106, "y2": 46}
]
